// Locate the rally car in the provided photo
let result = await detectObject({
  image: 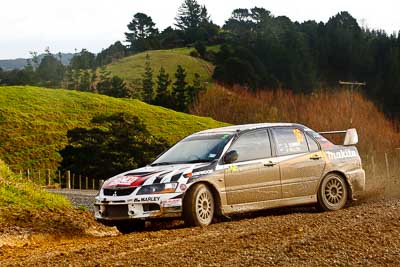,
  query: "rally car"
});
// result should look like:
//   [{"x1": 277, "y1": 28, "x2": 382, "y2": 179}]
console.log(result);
[{"x1": 94, "y1": 123, "x2": 365, "y2": 233}]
